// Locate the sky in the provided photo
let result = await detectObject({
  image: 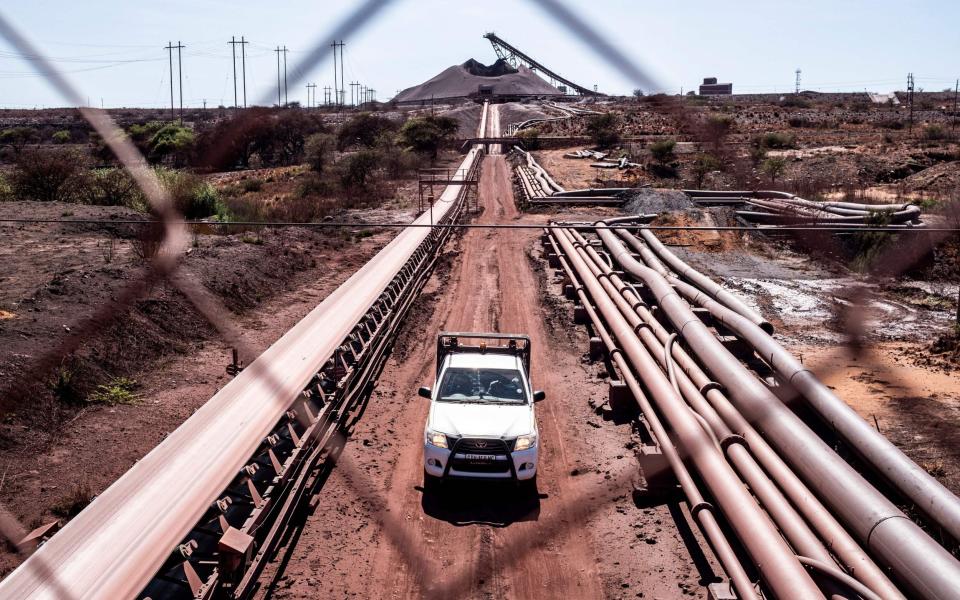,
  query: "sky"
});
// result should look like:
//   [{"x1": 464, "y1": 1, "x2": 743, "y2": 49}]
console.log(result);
[{"x1": 1, "y1": 0, "x2": 958, "y2": 109}]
